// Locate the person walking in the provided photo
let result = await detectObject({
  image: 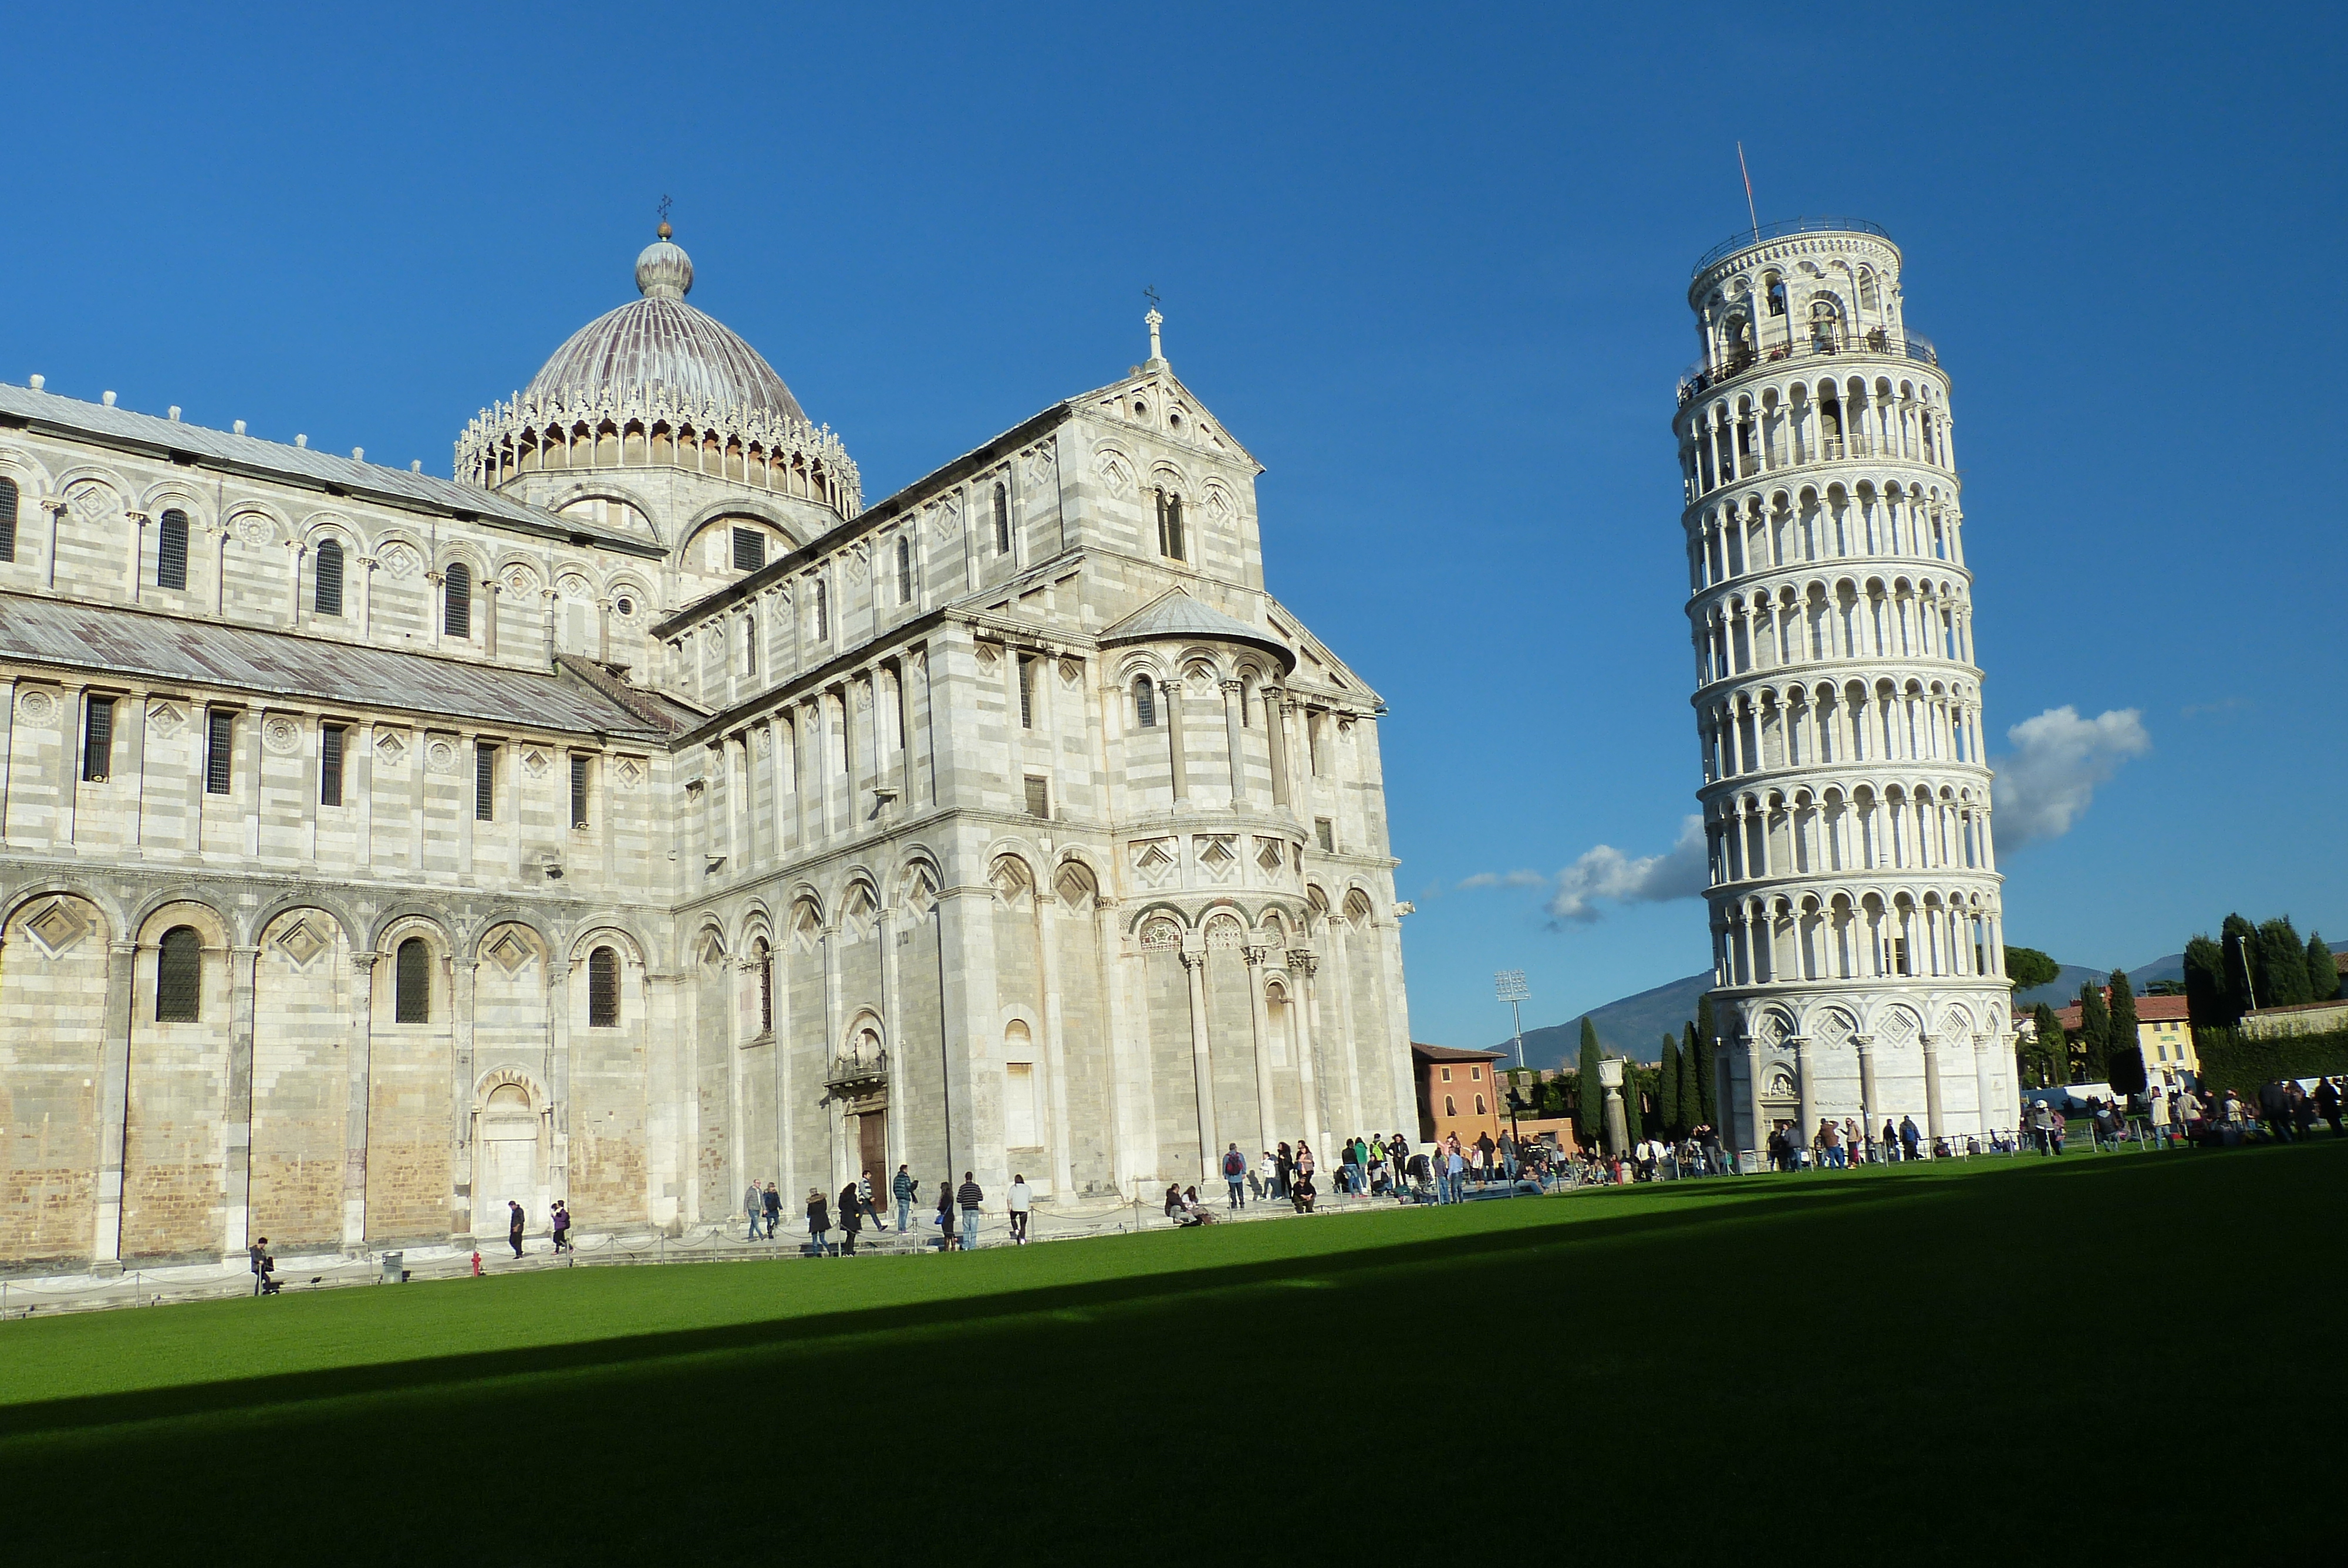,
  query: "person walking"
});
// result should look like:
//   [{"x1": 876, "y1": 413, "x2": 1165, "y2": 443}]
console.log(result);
[
  {"x1": 1899, "y1": 1114, "x2": 1922, "y2": 1162},
  {"x1": 551, "y1": 1201, "x2": 572, "y2": 1255},
  {"x1": 744, "y1": 1181, "x2": 764, "y2": 1242},
  {"x1": 935, "y1": 1180, "x2": 957, "y2": 1249},
  {"x1": 837, "y1": 1180, "x2": 863, "y2": 1257},
  {"x1": 1253, "y1": 1150, "x2": 1272, "y2": 1201},
  {"x1": 956, "y1": 1171, "x2": 984, "y2": 1252},
  {"x1": 762, "y1": 1182, "x2": 781, "y2": 1241},
  {"x1": 1388, "y1": 1133, "x2": 1409, "y2": 1192},
  {"x1": 1222, "y1": 1144, "x2": 1247, "y2": 1211},
  {"x1": 807, "y1": 1188, "x2": 831, "y2": 1255},
  {"x1": 508, "y1": 1199, "x2": 527, "y2": 1259},
  {"x1": 1443, "y1": 1141, "x2": 1466, "y2": 1204},
  {"x1": 248, "y1": 1235, "x2": 270, "y2": 1296},
  {"x1": 859, "y1": 1169, "x2": 886, "y2": 1233},
  {"x1": 1274, "y1": 1141, "x2": 1294, "y2": 1199},
  {"x1": 1007, "y1": 1173, "x2": 1033, "y2": 1244},
  {"x1": 892, "y1": 1164, "x2": 918, "y2": 1233}
]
